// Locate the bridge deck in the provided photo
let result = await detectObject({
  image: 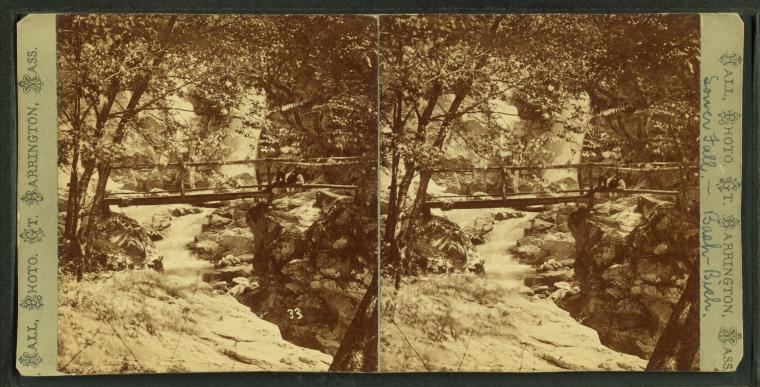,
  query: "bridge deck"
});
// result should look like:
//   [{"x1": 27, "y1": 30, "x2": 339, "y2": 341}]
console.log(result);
[
  {"x1": 104, "y1": 190, "x2": 272, "y2": 206},
  {"x1": 424, "y1": 189, "x2": 679, "y2": 210},
  {"x1": 425, "y1": 195, "x2": 592, "y2": 210},
  {"x1": 103, "y1": 184, "x2": 358, "y2": 207}
]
